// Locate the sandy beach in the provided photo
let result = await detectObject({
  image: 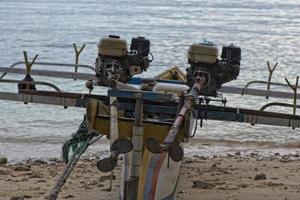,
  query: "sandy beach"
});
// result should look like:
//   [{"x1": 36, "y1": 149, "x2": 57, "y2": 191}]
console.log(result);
[
  {"x1": 1, "y1": 0, "x2": 300, "y2": 200},
  {"x1": 1, "y1": 153, "x2": 300, "y2": 200}
]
